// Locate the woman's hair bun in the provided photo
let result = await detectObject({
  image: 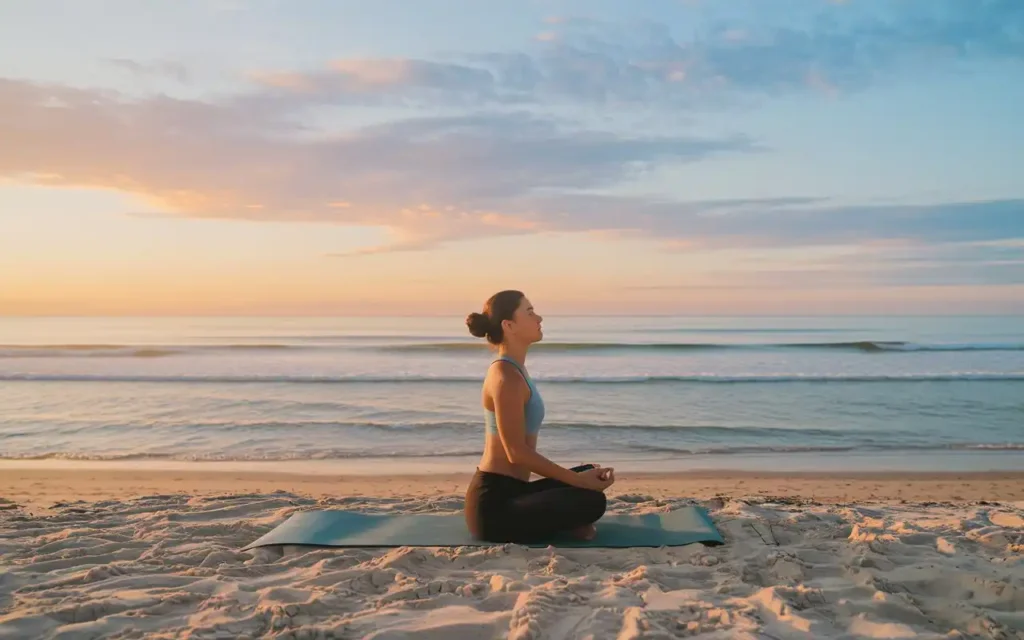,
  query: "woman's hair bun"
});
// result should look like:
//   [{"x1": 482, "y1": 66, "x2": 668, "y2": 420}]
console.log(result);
[
  {"x1": 466, "y1": 290, "x2": 521, "y2": 345},
  {"x1": 466, "y1": 312, "x2": 491, "y2": 339}
]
